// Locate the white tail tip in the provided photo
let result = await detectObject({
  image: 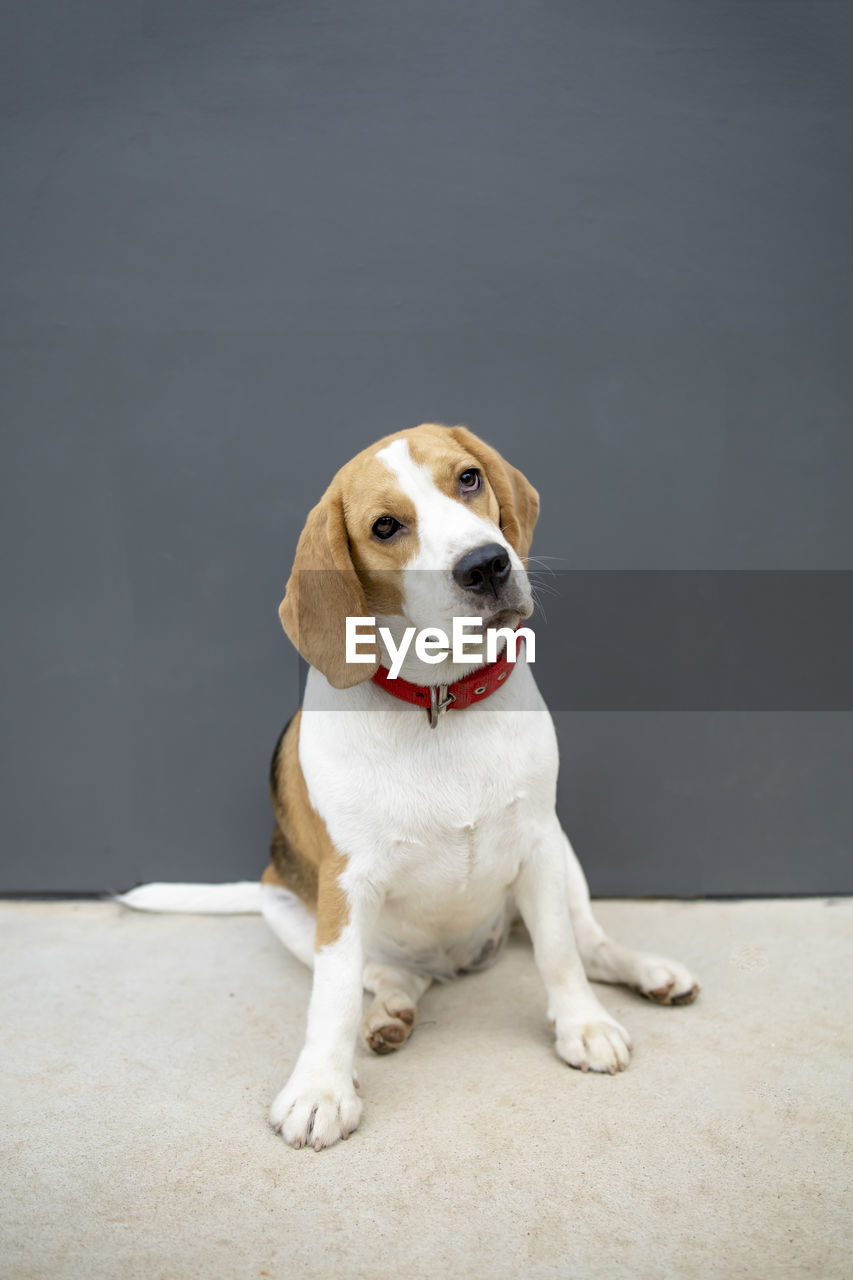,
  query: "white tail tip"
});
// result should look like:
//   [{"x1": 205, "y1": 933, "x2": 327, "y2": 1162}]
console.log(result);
[{"x1": 116, "y1": 881, "x2": 262, "y2": 915}]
